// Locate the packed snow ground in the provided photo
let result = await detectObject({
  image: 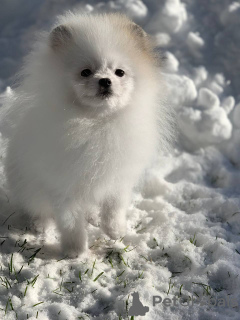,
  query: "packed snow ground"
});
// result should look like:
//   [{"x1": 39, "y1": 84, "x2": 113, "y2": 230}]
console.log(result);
[{"x1": 0, "y1": 0, "x2": 240, "y2": 319}]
